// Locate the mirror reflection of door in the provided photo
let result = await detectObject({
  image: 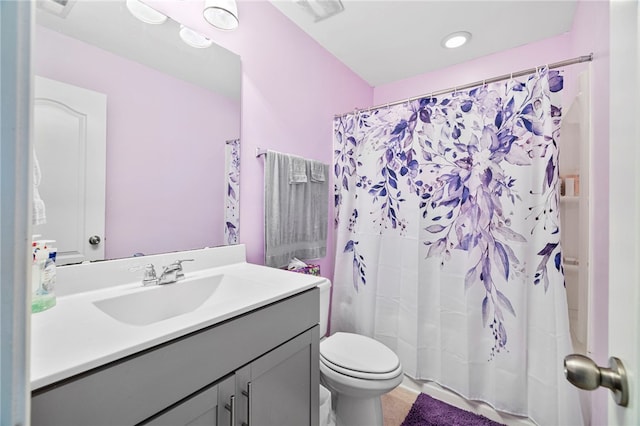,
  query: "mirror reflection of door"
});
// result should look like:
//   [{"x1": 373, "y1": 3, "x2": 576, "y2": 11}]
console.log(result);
[{"x1": 33, "y1": 76, "x2": 106, "y2": 265}]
